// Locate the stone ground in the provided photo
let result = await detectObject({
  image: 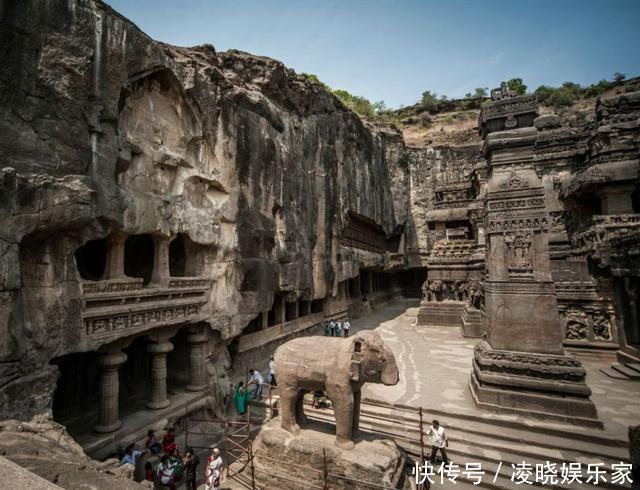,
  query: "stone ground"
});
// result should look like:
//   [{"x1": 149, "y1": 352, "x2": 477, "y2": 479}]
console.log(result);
[
  {"x1": 206, "y1": 299, "x2": 640, "y2": 488},
  {"x1": 359, "y1": 299, "x2": 640, "y2": 441}
]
